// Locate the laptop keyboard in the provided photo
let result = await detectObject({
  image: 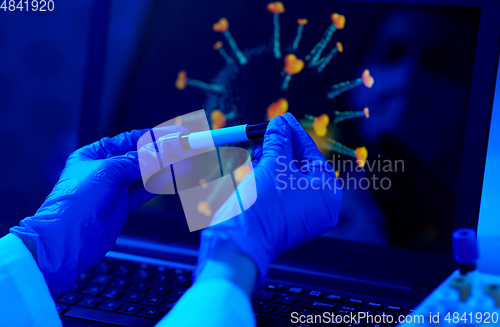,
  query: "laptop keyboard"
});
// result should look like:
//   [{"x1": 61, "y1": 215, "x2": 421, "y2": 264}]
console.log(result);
[{"x1": 57, "y1": 256, "x2": 415, "y2": 327}]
